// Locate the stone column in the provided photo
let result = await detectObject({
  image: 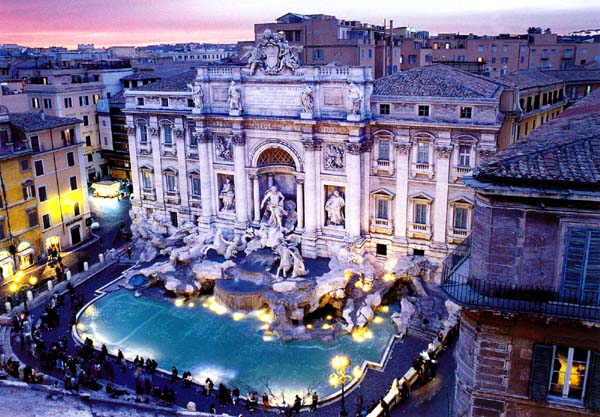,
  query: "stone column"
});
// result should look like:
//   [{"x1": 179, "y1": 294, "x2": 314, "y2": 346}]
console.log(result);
[
  {"x1": 150, "y1": 122, "x2": 163, "y2": 206},
  {"x1": 433, "y1": 145, "x2": 452, "y2": 245},
  {"x1": 251, "y1": 175, "x2": 260, "y2": 222},
  {"x1": 198, "y1": 131, "x2": 214, "y2": 219},
  {"x1": 394, "y1": 143, "x2": 411, "y2": 240},
  {"x1": 296, "y1": 179, "x2": 304, "y2": 230},
  {"x1": 302, "y1": 141, "x2": 319, "y2": 234},
  {"x1": 232, "y1": 133, "x2": 249, "y2": 225},
  {"x1": 345, "y1": 142, "x2": 362, "y2": 238}
]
